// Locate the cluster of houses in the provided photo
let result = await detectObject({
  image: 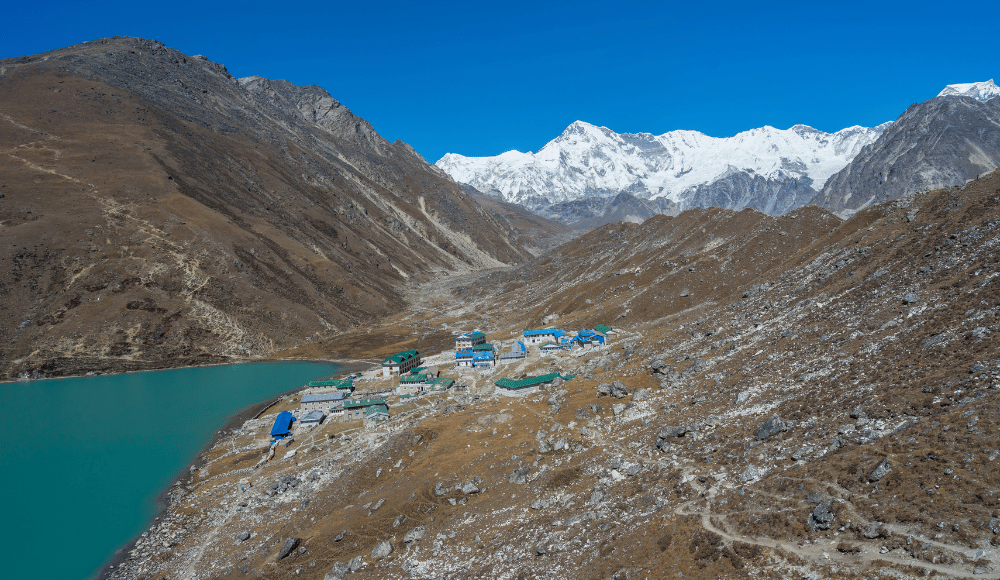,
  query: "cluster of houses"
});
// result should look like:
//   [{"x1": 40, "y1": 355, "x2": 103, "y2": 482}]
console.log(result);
[
  {"x1": 454, "y1": 325, "x2": 611, "y2": 368},
  {"x1": 273, "y1": 323, "x2": 616, "y2": 436}
]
